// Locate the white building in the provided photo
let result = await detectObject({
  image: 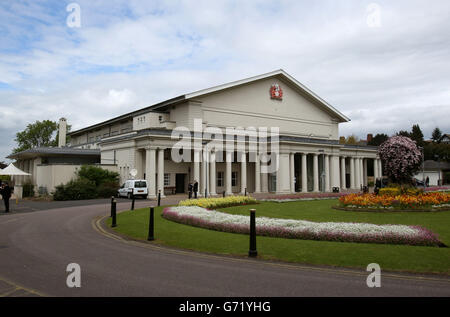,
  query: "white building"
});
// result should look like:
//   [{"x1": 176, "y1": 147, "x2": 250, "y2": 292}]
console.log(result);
[{"x1": 11, "y1": 70, "x2": 383, "y2": 196}]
